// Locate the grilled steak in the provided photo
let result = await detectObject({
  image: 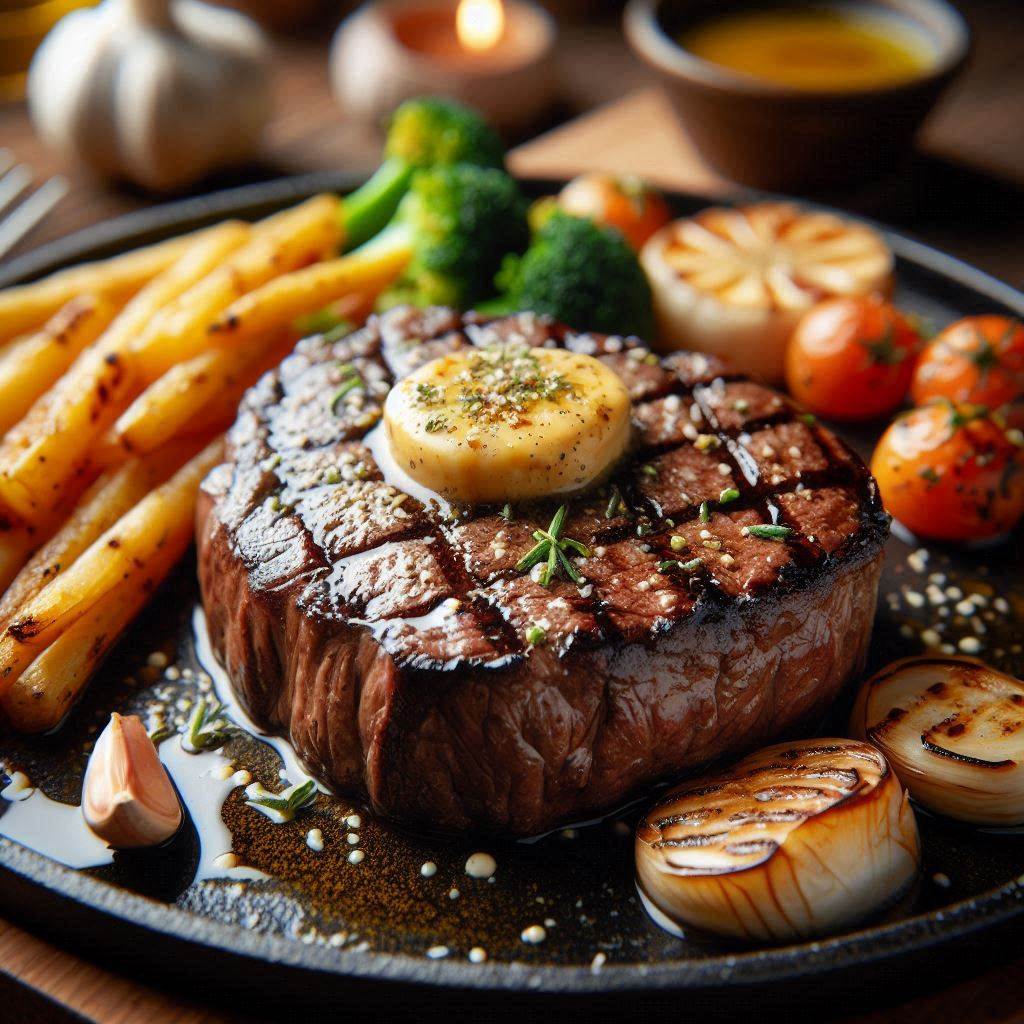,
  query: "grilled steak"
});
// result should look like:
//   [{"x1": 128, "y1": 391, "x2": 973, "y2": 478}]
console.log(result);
[{"x1": 197, "y1": 308, "x2": 888, "y2": 835}]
